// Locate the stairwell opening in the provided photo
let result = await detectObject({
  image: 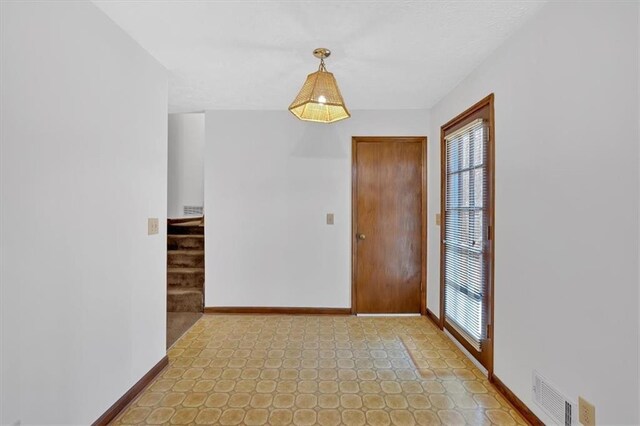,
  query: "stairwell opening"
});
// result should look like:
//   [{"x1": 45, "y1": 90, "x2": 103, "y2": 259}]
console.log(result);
[{"x1": 166, "y1": 217, "x2": 204, "y2": 348}]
